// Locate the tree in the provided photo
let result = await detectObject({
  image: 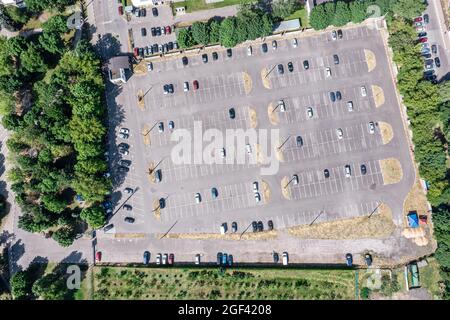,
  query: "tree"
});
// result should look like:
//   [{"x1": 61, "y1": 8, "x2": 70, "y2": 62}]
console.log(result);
[
  {"x1": 41, "y1": 194, "x2": 68, "y2": 213},
  {"x1": 392, "y1": 0, "x2": 426, "y2": 20},
  {"x1": 10, "y1": 271, "x2": 29, "y2": 299},
  {"x1": 333, "y1": 1, "x2": 352, "y2": 27},
  {"x1": 32, "y1": 272, "x2": 69, "y2": 300},
  {"x1": 52, "y1": 226, "x2": 77, "y2": 247},
  {"x1": 309, "y1": 2, "x2": 334, "y2": 30},
  {"x1": 80, "y1": 205, "x2": 106, "y2": 229},
  {"x1": 177, "y1": 28, "x2": 196, "y2": 48},
  {"x1": 349, "y1": 1, "x2": 367, "y2": 23},
  {"x1": 209, "y1": 20, "x2": 221, "y2": 43},
  {"x1": 219, "y1": 17, "x2": 238, "y2": 48},
  {"x1": 20, "y1": 43, "x2": 47, "y2": 73},
  {"x1": 271, "y1": 0, "x2": 301, "y2": 19},
  {"x1": 72, "y1": 173, "x2": 111, "y2": 202},
  {"x1": 191, "y1": 22, "x2": 210, "y2": 45}
]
